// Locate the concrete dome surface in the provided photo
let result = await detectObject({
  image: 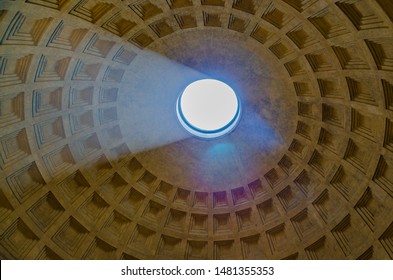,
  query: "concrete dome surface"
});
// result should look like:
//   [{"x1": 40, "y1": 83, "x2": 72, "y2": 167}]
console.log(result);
[{"x1": 0, "y1": 0, "x2": 393, "y2": 260}]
